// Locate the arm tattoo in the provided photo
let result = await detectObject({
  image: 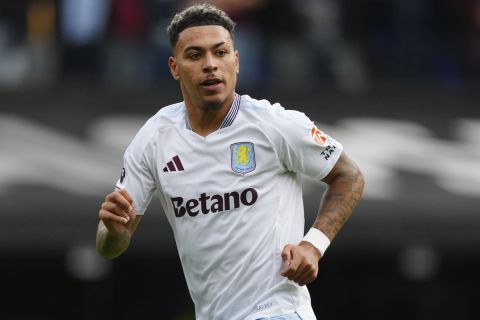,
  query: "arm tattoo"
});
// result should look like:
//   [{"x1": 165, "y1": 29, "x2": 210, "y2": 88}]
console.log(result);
[{"x1": 314, "y1": 154, "x2": 364, "y2": 241}]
